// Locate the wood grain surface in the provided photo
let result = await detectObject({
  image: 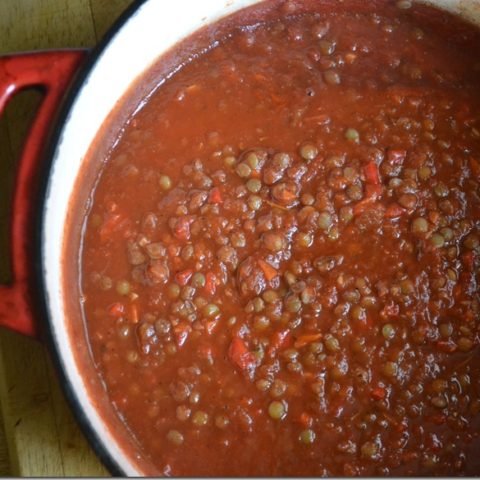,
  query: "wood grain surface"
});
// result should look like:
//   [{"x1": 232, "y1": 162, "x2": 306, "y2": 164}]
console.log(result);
[{"x1": 0, "y1": 0, "x2": 133, "y2": 476}]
